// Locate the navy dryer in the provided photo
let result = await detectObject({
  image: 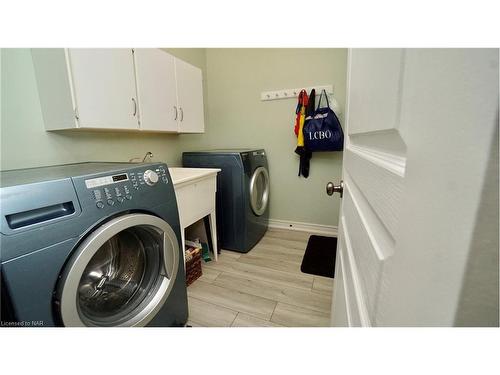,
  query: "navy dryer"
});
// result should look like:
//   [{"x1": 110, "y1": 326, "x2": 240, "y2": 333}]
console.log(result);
[
  {"x1": 0, "y1": 162, "x2": 187, "y2": 327},
  {"x1": 183, "y1": 149, "x2": 270, "y2": 253}
]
